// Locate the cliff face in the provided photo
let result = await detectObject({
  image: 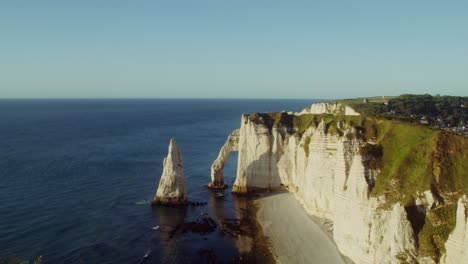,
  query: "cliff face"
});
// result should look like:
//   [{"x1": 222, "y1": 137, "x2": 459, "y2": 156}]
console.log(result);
[
  {"x1": 440, "y1": 196, "x2": 468, "y2": 264},
  {"x1": 224, "y1": 102, "x2": 467, "y2": 263},
  {"x1": 232, "y1": 114, "x2": 416, "y2": 263}
]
